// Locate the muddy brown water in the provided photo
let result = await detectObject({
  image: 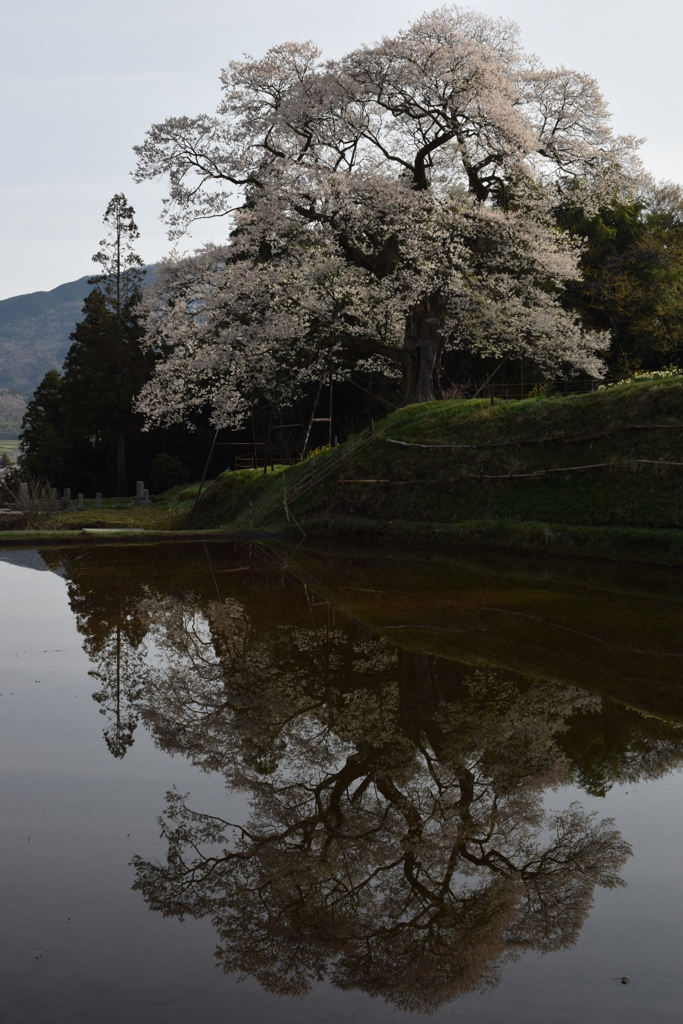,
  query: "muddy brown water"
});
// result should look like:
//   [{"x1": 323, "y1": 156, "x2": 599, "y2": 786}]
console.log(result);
[{"x1": 1, "y1": 539, "x2": 683, "y2": 1023}]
